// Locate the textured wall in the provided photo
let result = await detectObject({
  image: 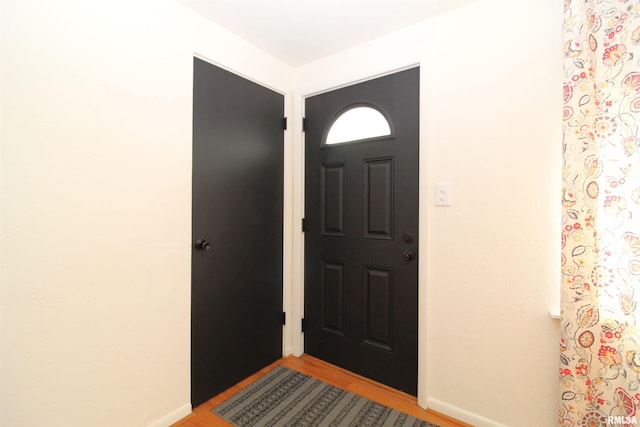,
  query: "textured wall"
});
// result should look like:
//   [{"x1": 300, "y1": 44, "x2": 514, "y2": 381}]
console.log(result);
[
  {"x1": 0, "y1": 1, "x2": 292, "y2": 426},
  {"x1": 1, "y1": 0, "x2": 561, "y2": 426},
  {"x1": 295, "y1": 0, "x2": 562, "y2": 425}
]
